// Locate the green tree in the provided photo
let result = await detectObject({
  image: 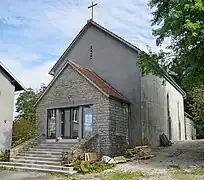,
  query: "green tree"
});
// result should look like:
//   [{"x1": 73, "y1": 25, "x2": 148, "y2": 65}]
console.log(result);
[
  {"x1": 15, "y1": 88, "x2": 38, "y2": 122},
  {"x1": 138, "y1": 0, "x2": 204, "y2": 88},
  {"x1": 12, "y1": 84, "x2": 47, "y2": 146},
  {"x1": 187, "y1": 87, "x2": 204, "y2": 138},
  {"x1": 15, "y1": 84, "x2": 46, "y2": 122},
  {"x1": 138, "y1": 0, "x2": 204, "y2": 138},
  {"x1": 12, "y1": 118, "x2": 36, "y2": 147}
]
